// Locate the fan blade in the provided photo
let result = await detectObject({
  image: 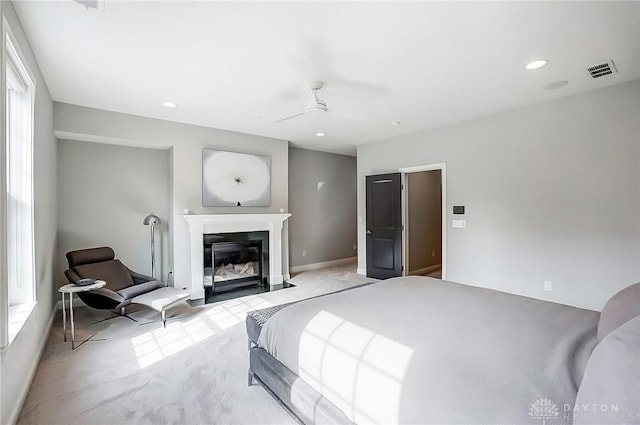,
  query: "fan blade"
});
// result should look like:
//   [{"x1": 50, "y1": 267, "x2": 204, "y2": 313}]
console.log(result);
[{"x1": 273, "y1": 111, "x2": 305, "y2": 123}]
